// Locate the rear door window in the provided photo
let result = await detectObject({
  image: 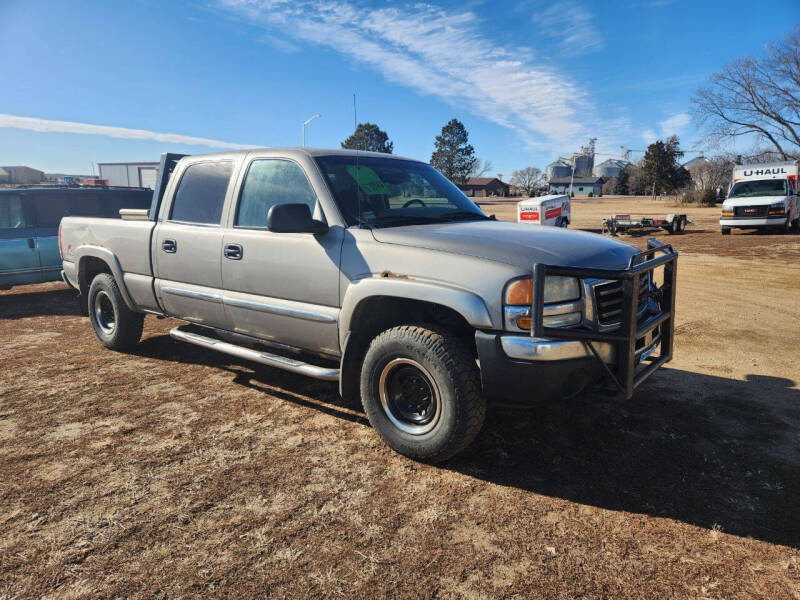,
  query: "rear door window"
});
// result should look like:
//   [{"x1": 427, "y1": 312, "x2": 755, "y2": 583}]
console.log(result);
[
  {"x1": 235, "y1": 160, "x2": 318, "y2": 228},
  {"x1": 0, "y1": 195, "x2": 27, "y2": 229},
  {"x1": 170, "y1": 161, "x2": 233, "y2": 225}
]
